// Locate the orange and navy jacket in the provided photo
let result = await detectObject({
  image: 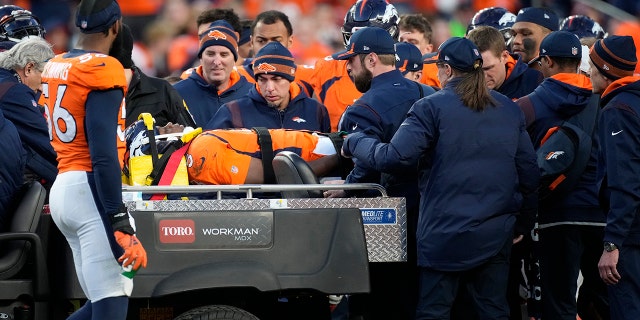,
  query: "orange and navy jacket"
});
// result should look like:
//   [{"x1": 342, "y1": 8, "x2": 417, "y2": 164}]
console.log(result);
[
  {"x1": 516, "y1": 73, "x2": 603, "y2": 226},
  {"x1": 173, "y1": 65, "x2": 252, "y2": 127},
  {"x1": 499, "y1": 54, "x2": 543, "y2": 100},
  {"x1": 309, "y1": 57, "x2": 362, "y2": 132},
  {"x1": 207, "y1": 82, "x2": 331, "y2": 132}
]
